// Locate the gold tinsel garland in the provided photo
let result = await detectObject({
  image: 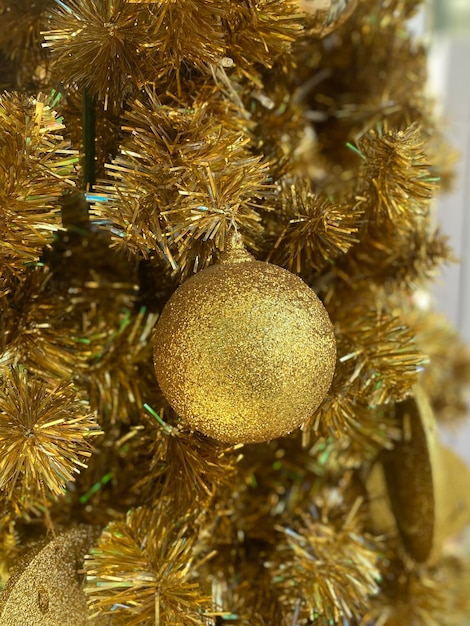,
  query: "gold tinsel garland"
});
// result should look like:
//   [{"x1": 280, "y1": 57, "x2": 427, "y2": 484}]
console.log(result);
[{"x1": 0, "y1": 0, "x2": 470, "y2": 625}]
